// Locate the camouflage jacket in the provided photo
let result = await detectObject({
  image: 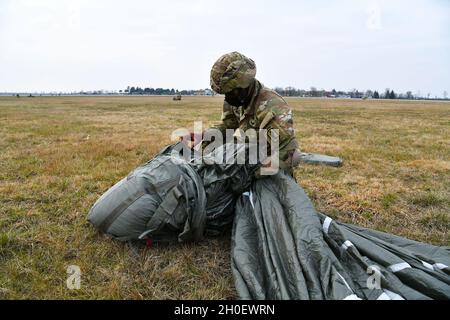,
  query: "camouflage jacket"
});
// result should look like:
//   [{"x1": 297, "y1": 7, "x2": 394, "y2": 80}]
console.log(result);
[{"x1": 209, "y1": 80, "x2": 299, "y2": 168}]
